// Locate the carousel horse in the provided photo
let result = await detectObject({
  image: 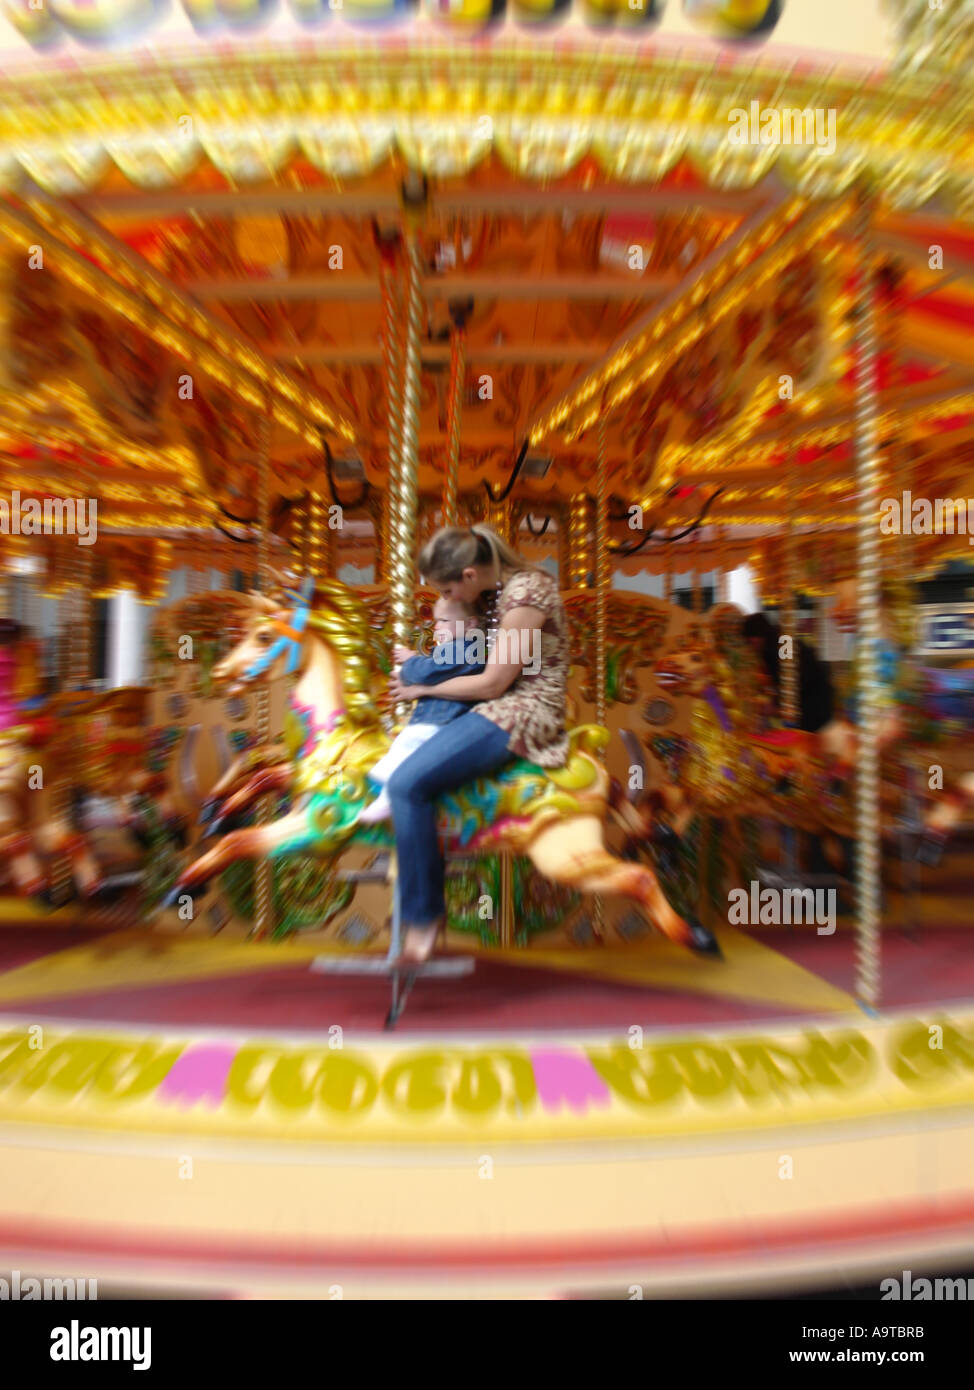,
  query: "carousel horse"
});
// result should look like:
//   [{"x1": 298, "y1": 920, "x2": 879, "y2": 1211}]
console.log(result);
[
  {"x1": 632, "y1": 609, "x2": 973, "y2": 867},
  {"x1": 163, "y1": 578, "x2": 722, "y2": 958},
  {"x1": 0, "y1": 621, "x2": 185, "y2": 901},
  {"x1": 0, "y1": 620, "x2": 102, "y2": 899}
]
